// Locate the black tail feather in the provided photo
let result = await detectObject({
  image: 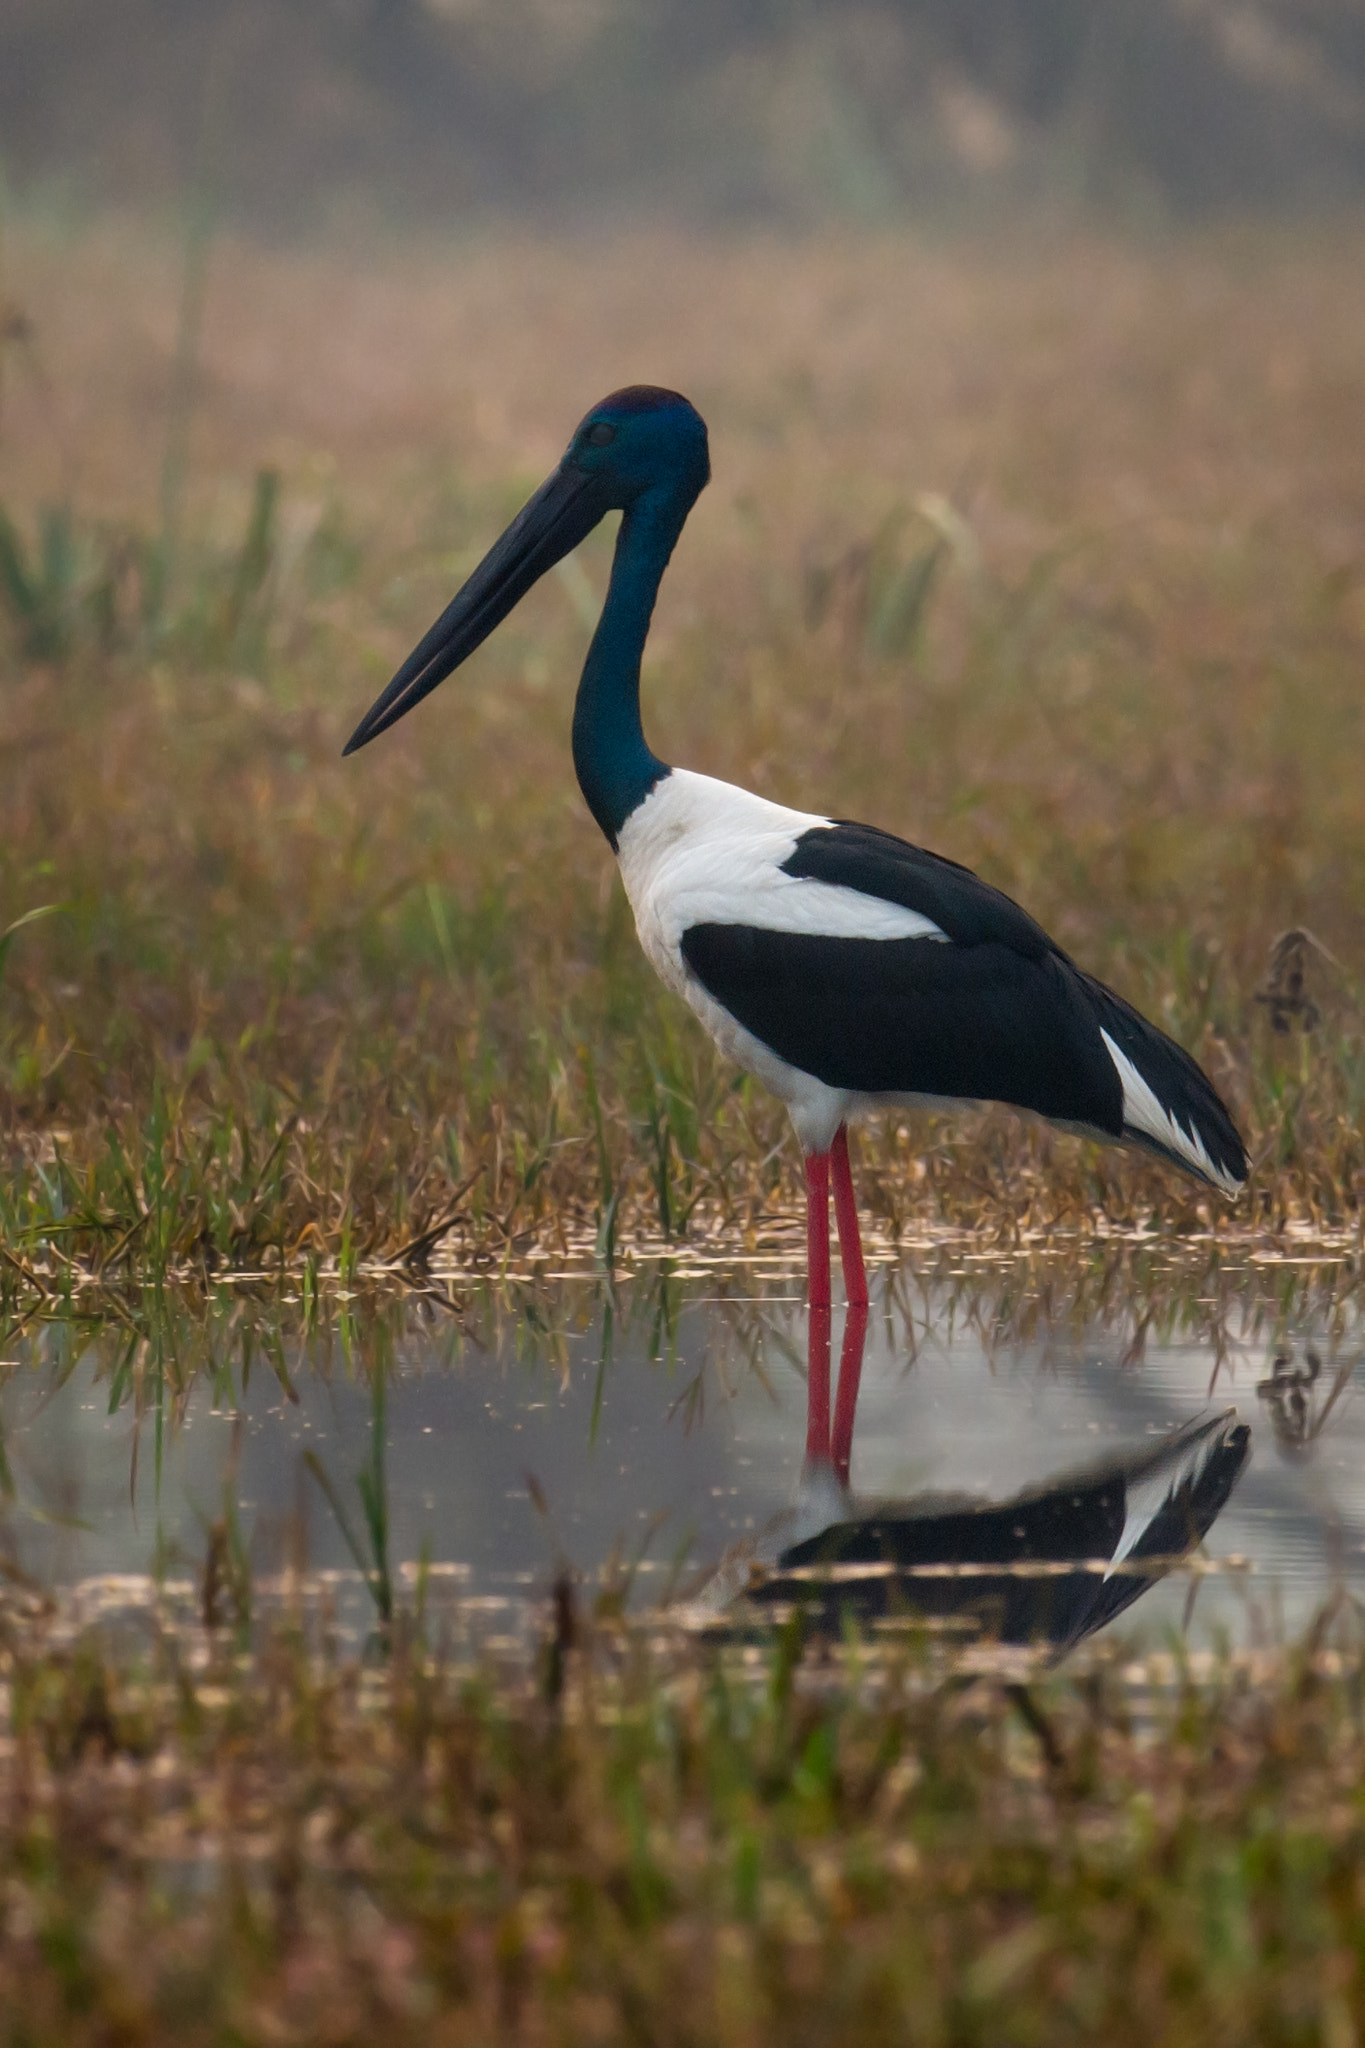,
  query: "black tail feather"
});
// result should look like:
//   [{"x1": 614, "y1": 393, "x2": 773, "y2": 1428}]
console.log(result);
[{"x1": 1079, "y1": 972, "x2": 1248, "y2": 1194}]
